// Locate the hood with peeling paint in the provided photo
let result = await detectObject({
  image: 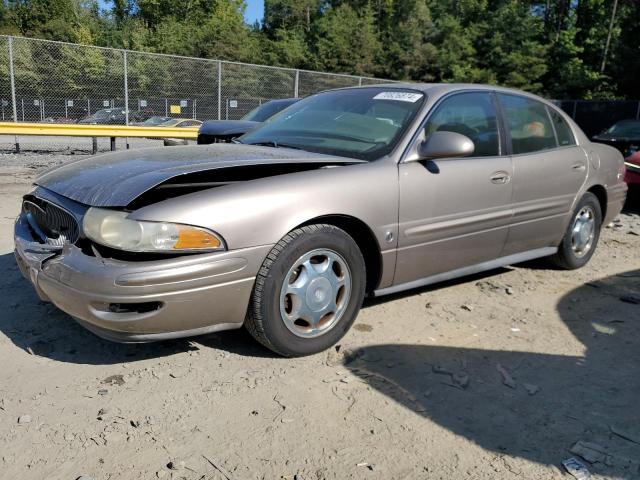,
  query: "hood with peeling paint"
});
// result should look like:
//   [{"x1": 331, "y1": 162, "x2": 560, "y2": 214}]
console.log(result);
[{"x1": 35, "y1": 144, "x2": 362, "y2": 207}]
